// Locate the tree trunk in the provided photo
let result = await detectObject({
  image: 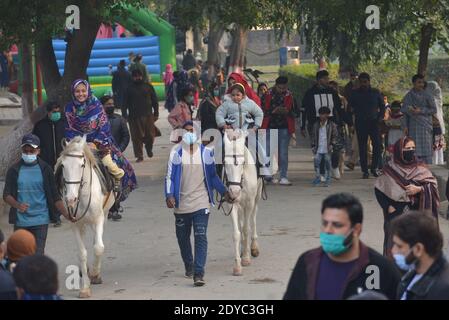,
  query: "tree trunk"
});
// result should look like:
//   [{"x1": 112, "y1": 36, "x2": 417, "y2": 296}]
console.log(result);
[
  {"x1": 0, "y1": 3, "x2": 101, "y2": 178},
  {"x1": 318, "y1": 57, "x2": 327, "y2": 70},
  {"x1": 417, "y1": 23, "x2": 434, "y2": 76},
  {"x1": 36, "y1": 38, "x2": 61, "y2": 102},
  {"x1": 337, "y1": 32, "x2": 357, "y2": 76},
  {"x1": 20, "y1": 43, "x2": 34, "y2": 116},
  {"x1": 193, "y1": 25, "x2": 204, "y2": 58},
  {"x1": 229, "y1": 25, "x2": 248, "y2": 75},
  {"x1": 206, "y1": 13, "x2": 225, "y2": 81},
  {"x1": 338, "y1": 54, "x2": 357, "y2": 76},
  {"x1": 37, "y1": 3, "x2": 101, "y2": 106}
]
